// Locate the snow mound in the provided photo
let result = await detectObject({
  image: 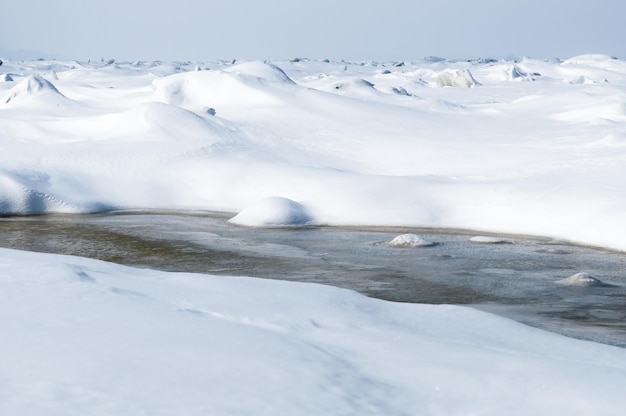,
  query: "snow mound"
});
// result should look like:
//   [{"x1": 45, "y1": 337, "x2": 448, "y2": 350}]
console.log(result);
[
  {"x1": 2, "y1": 75, "x2": 72, "y2": 108},
  {"x1": 229, "y1": 197, "x2": 314, "y2": 227},
  {"x1": 1, "y1": 73, "x2": 13, "y2": 82},
  {"x1": 562, "y1": 54, "x2": 617, "y2": 65},
  {"x1": 506, "y1": 65, "x2": 536, "y2": 81},
  {"x1": 389, "y1": 234, "x2": 437, "y2": 247},
  {"x1": 556, "y1": 272, "x2": 609, "y2": 287},
  {"x1": 332, "y1": 78, "x2": 375, "y2": 90},
  {"x1": 152, "y1": 62, "x2": 293, "y2": 115},
  {"x1": 110, "y1": 102, "x2": 225, "y2": 143},
  {"x1": 437, "y1": 69, "x2": 480, "y2": 88},
  {"x1": 469, "y1": 236, "x2": 510, "y2": 244},
  {"x1": 0, "y1": 171, "x2": 76, "y2": 215},
  {"x1": 223, "y1": 61, "x2": 295, "y2": 85}
]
